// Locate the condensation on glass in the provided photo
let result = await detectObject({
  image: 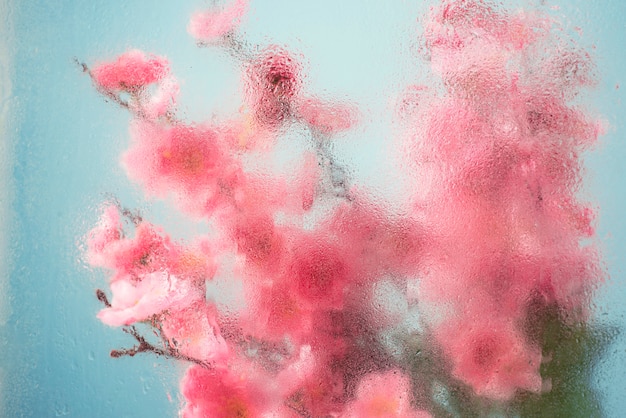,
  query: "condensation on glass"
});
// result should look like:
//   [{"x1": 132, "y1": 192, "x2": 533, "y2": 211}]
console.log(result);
[{"x1": 2, "y1": 1, "x2": 626, "y2": 417}]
